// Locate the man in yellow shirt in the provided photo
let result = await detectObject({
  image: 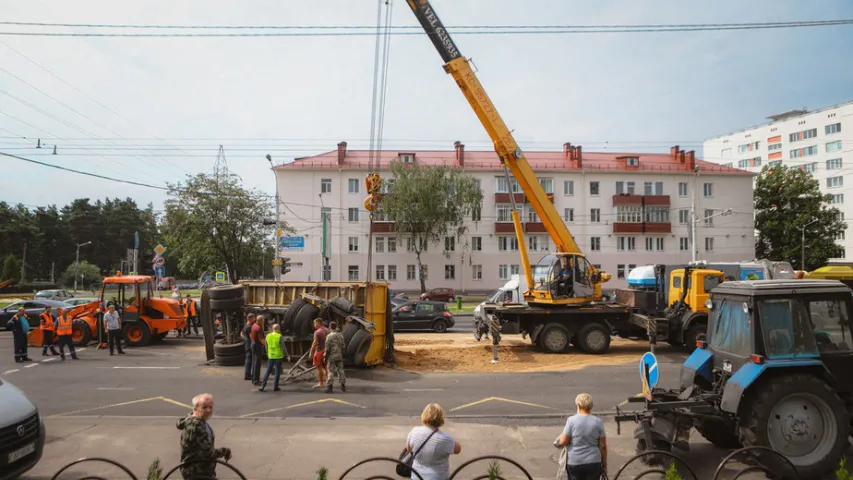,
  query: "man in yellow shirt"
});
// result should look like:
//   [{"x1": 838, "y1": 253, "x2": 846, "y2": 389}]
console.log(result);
[{"x1": 259, "y1": 323, "x2": 287, "y2": 392}]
